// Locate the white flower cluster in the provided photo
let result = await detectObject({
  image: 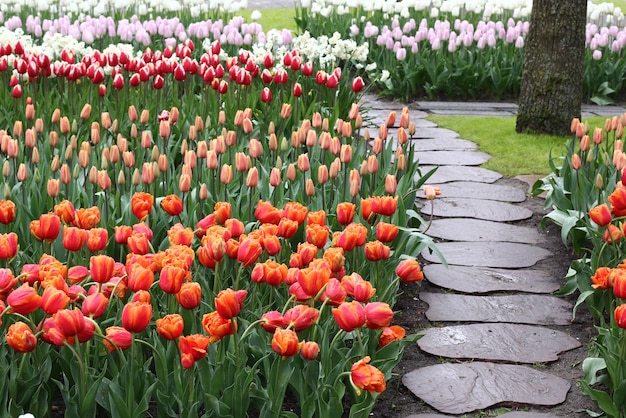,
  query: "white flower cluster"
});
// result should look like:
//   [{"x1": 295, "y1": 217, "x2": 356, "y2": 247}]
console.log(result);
[
  {"x1": 0, "y1": 0, "x2": 245, "y2": 18},
  {"x1": 304, "y1": 0, "x2": 625, "y2": 25}
]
